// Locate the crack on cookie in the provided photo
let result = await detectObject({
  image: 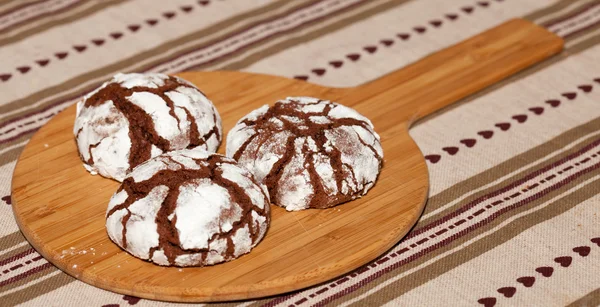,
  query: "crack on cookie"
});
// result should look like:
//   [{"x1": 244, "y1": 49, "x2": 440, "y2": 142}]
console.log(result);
[
  {"x1": 190, "y1": 111, "x2": 221, "y2": 149},
  {"x1": 263, "y1": 135, "x2": 296, "y2": 207},
  {"x1": 87, "y1": 140, "x2": 102, "y2": 165},
  {"x1": 352, "y1": 128, "x2": 382, "y2": 161}
]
